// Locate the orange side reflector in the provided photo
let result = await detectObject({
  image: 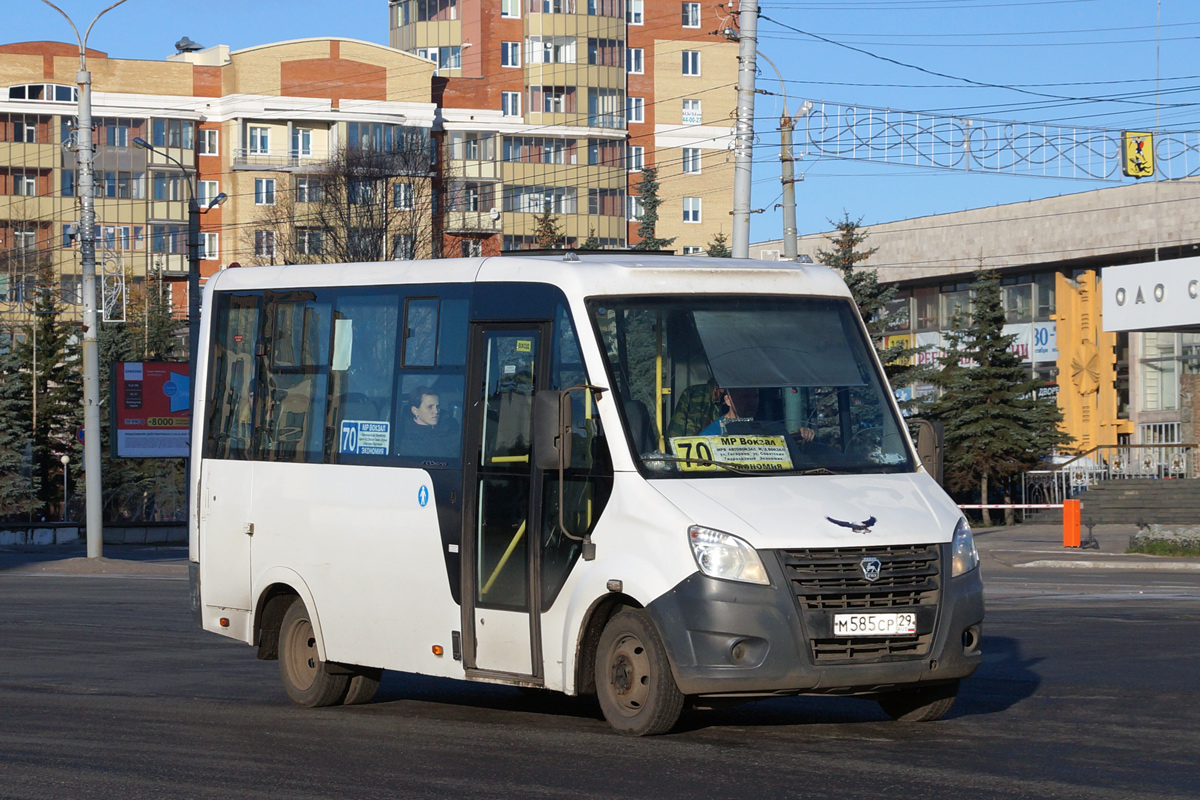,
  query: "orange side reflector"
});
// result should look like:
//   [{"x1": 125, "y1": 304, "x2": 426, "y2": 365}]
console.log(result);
[
  {"x1": 432, "y1": 645, "x2": 444, "y2": 656},
  {"x1": 219, "y1": 617, "x2": 230, "y2": 628}
]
